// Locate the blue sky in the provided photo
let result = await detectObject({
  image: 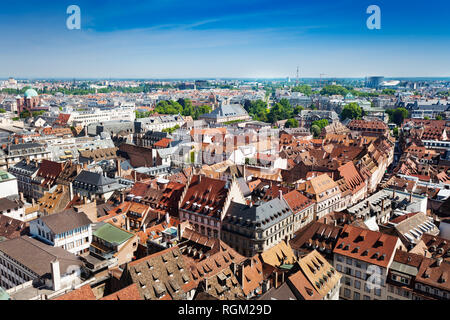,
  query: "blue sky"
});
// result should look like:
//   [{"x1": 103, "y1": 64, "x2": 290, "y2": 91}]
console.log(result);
[{"x1": 0, "y1": 0, "x2": 449, "y2": 78}]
